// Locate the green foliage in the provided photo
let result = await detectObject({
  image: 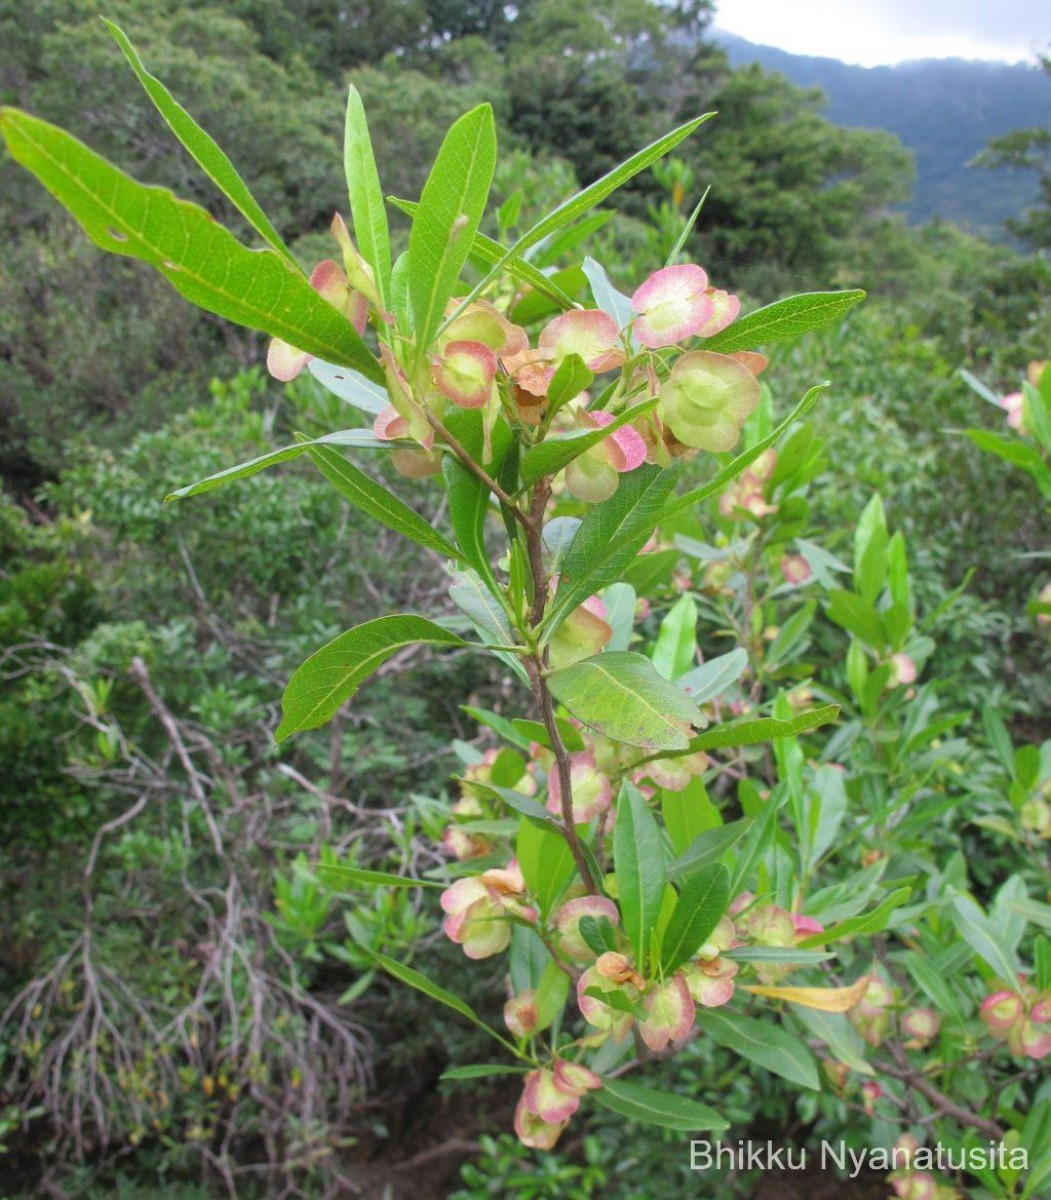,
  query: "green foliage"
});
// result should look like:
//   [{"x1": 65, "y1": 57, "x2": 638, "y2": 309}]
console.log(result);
[{"x1": 2, "y1": 7, "x2": 1050, "y2": 1199}]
